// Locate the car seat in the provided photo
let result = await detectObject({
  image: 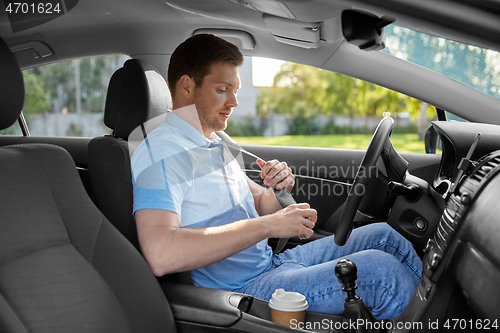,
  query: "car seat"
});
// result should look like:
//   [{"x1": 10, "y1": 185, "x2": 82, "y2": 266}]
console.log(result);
[
  {"x1": 87, "y1": 58, "x2": 169, "y2": 250},
  {"x1": 0, "y1": 37, "x2": 178, "y2": 333}
]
